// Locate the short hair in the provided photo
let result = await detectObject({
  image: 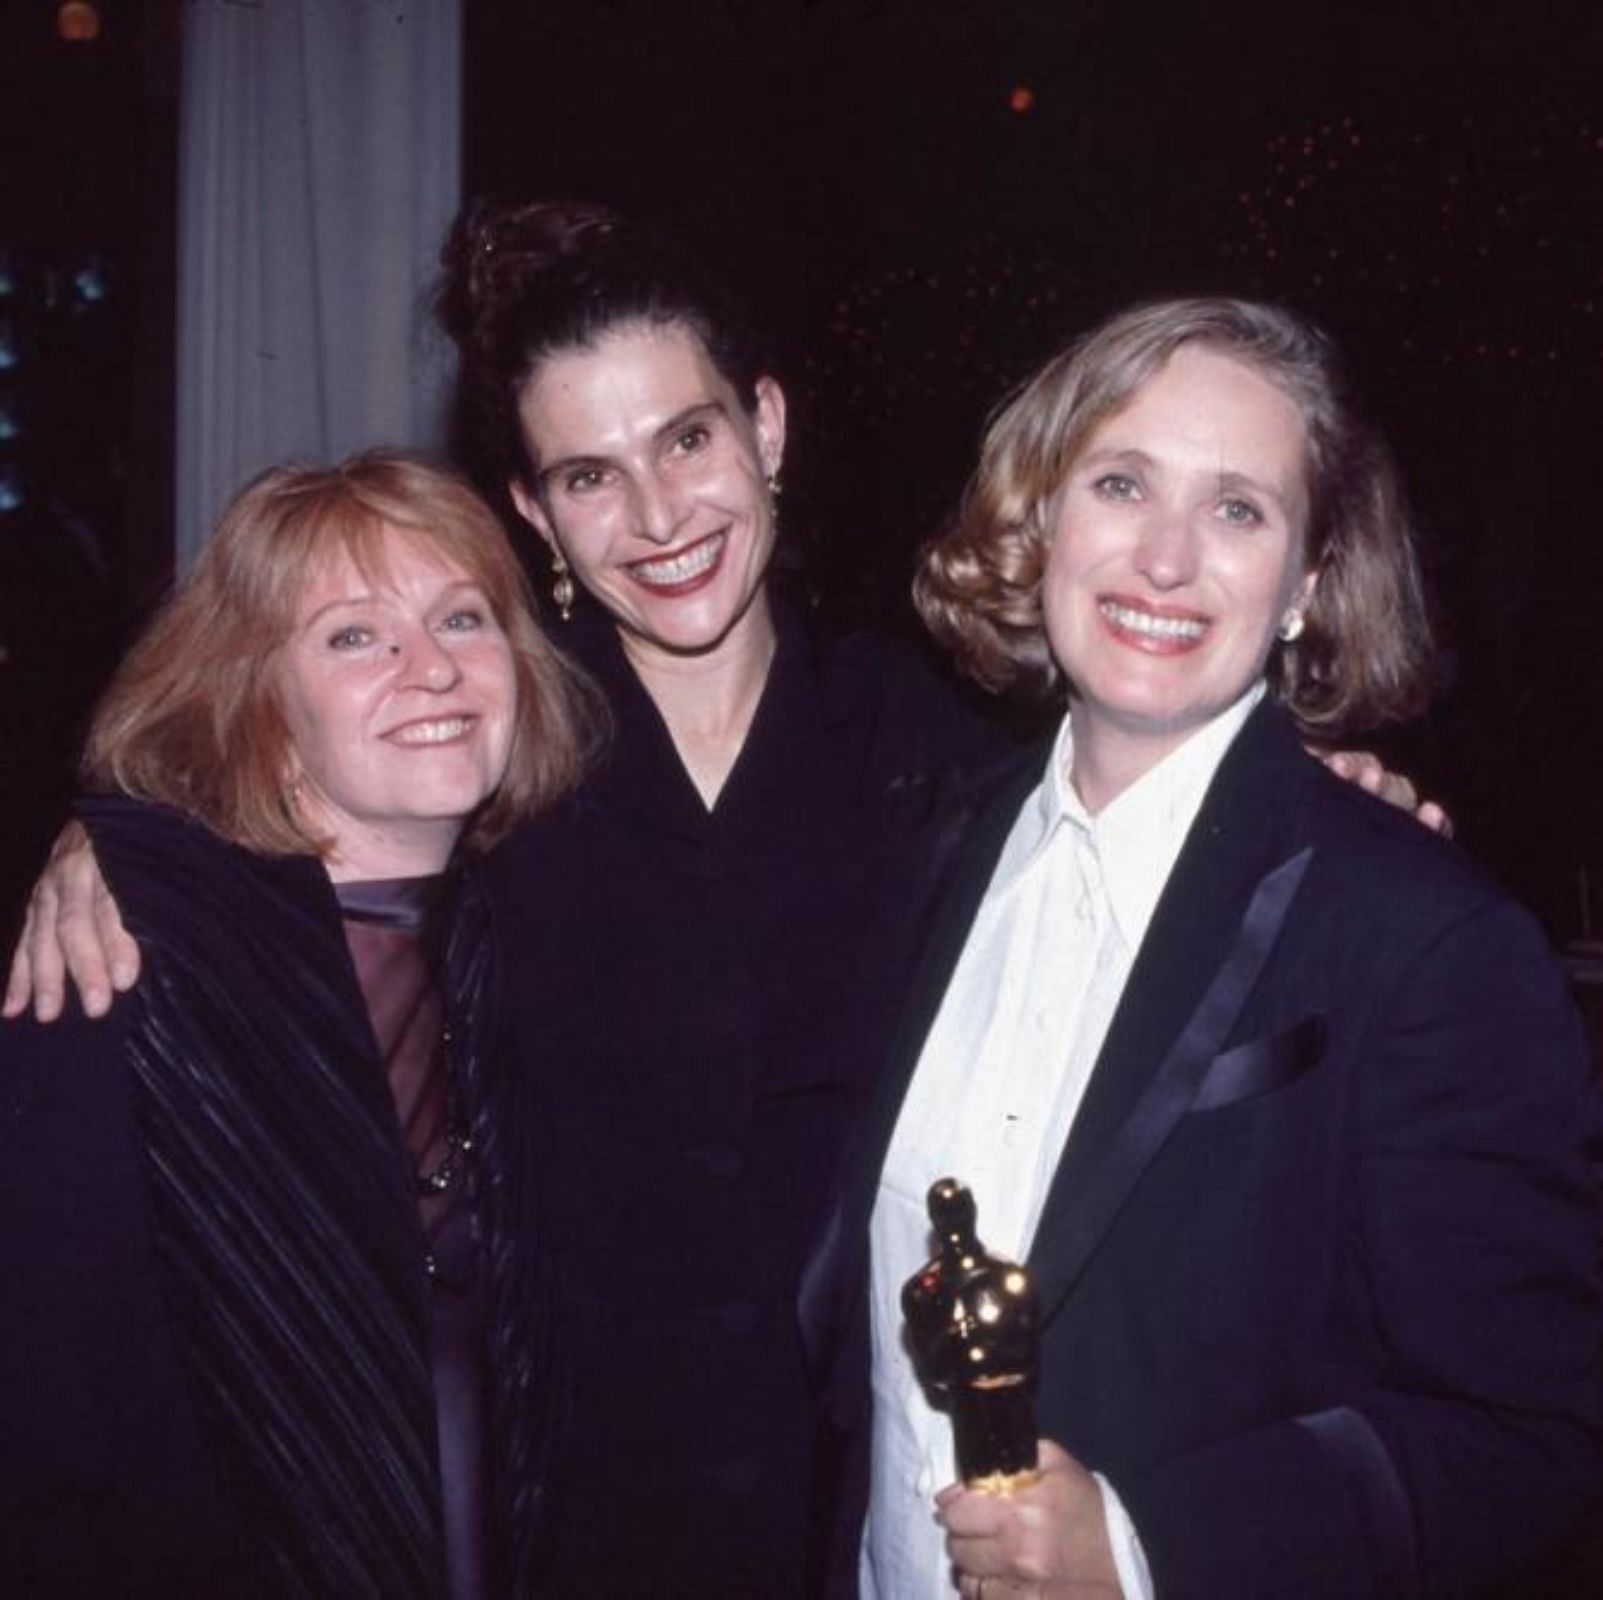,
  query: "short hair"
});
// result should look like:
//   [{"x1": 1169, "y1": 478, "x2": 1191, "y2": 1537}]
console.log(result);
[
  {"x1": 436, "y1": 197, "x2": 771, "y2": 489},
  {"x1": 85, "y1": 449, "x2": 600, "y2": 857},
  {"x1": 915, "y1": 297, "x2": 1436, "y2": 737}
]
